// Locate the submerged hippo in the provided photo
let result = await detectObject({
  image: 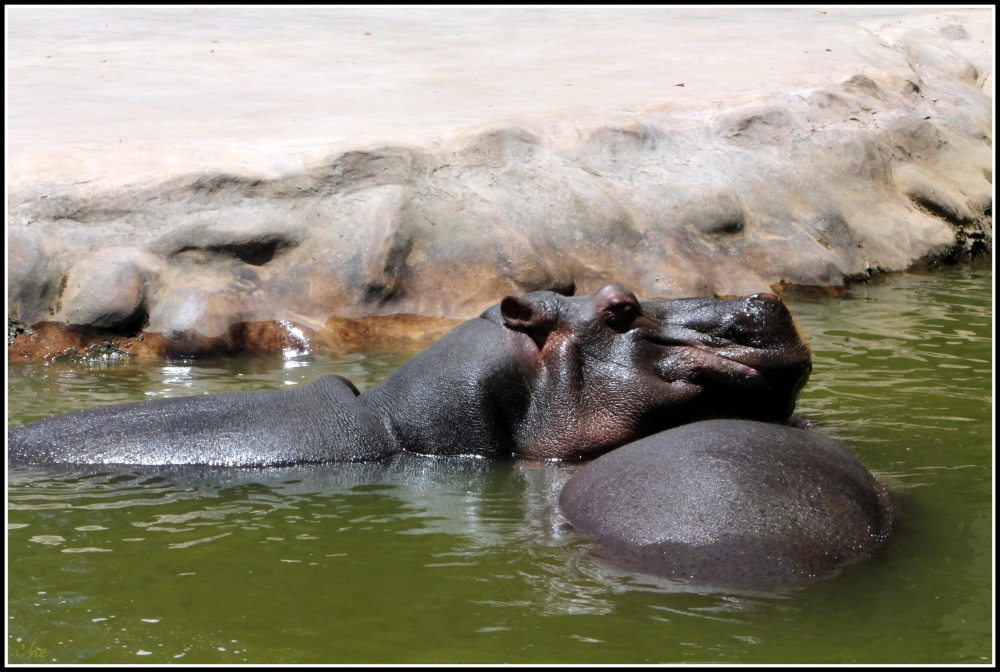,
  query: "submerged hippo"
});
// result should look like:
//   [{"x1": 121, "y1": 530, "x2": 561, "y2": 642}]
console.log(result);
[
  {"x1": 8, "y1": 284, "x2": 811, "y2": 467},
  {"x1": 559, "y1": 419, "x2": 893, "y2": 585}
]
